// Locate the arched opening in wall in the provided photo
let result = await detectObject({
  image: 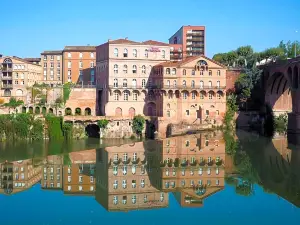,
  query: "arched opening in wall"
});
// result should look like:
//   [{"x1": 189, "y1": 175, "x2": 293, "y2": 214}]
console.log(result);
[
  {"x1": 21, "y1": 107, "x2": 26, "y2": 113},
  {"x1": 42, "y1": 107, "x2": 47, "y2": 114},
  {"x1": 75, "y1": 108, "x2": 82, "y2": 116},
  {"x1": 293, "y1": 66, "x2": 299, "y2": 89},
  {"x1": 29, "y1": 107, "x2": 33, "y2": 114},
  {"x1": 85, "y1": 124, "x2": 100, "y2": 138},
  {"x1": 146, "y1": 102, "x2": 156, "y2": 116},
  {"x1": 65, "y1": 108, "x2": 72, "y2": 116},
  {"x1": 16, "y1": 89, "x2": 23, "y2": 97},
  {"x1": 85, "y1": 108, "x2": 92, "y2": 116},
  {"x1": 49, "y1": 108, "x2": 54, "y2": 114},
  {"x1": 166, "y1": 124, "x2": 173, "y2": 137},
  {"x1": 58, "y1": 111, "x2": 62, "y2": 116},
  {"x1": 35, "y1": 107, "x2": 40, "y2": 114},
  {"x1": 4, "y1": 89, "x2": 11, "y2": 97},
  {"x1": 115, "y1": 107, "x2": 122, "y2": 117},
  {"x1": 175, "y1": 90, "x2": 180, "y2": 98},
  {"x1": 129, "y1": 107, "x2": 136, "y2": 117}
]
